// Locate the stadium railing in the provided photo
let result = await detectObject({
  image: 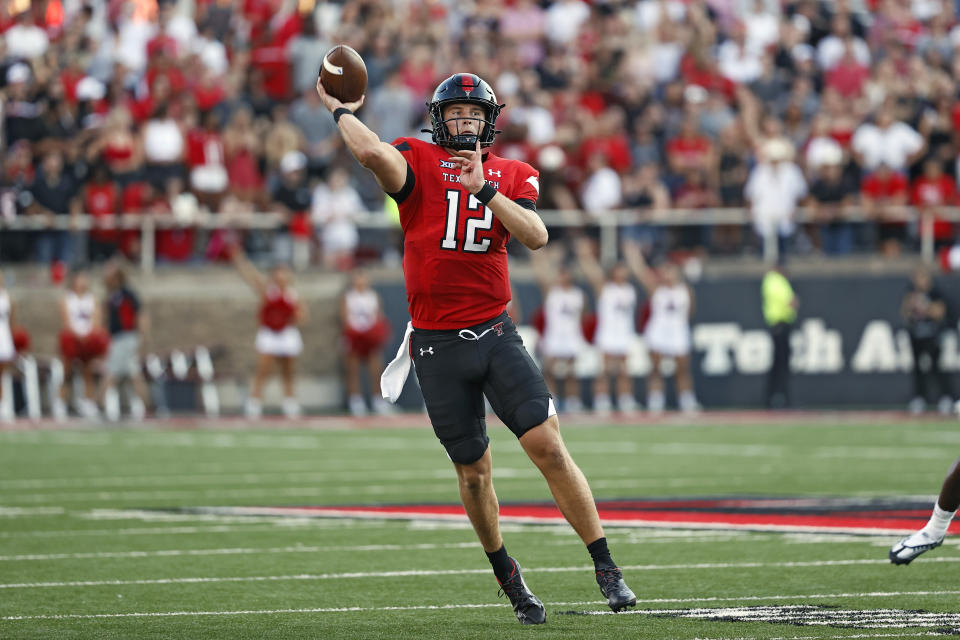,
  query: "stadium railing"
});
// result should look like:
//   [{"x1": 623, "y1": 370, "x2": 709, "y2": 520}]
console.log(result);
[{"x1": 1, "y1": 206, "x2": 956, "y2": 271}]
